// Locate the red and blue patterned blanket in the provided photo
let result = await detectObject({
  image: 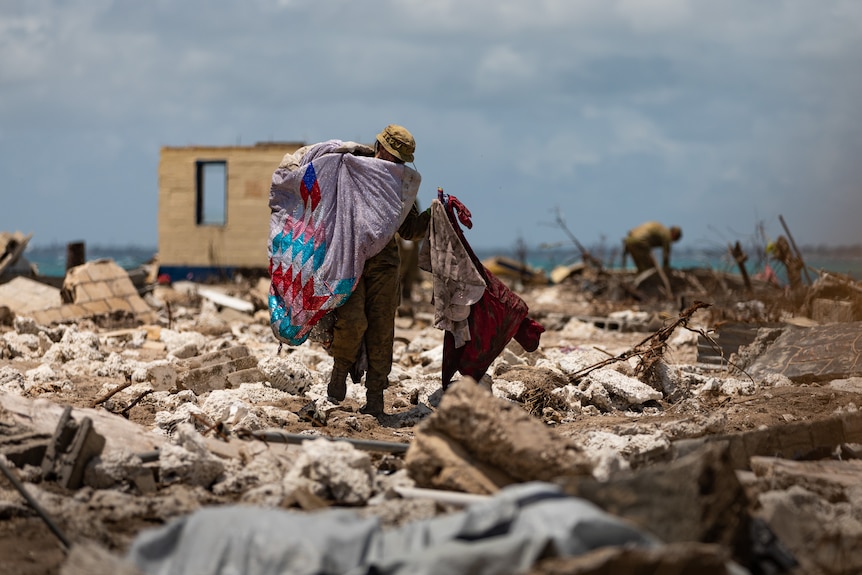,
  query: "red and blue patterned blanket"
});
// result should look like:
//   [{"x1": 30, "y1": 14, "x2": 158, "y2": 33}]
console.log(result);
[{"x1": 268, "y1": 140, "x2": 420, "y2": 345}]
